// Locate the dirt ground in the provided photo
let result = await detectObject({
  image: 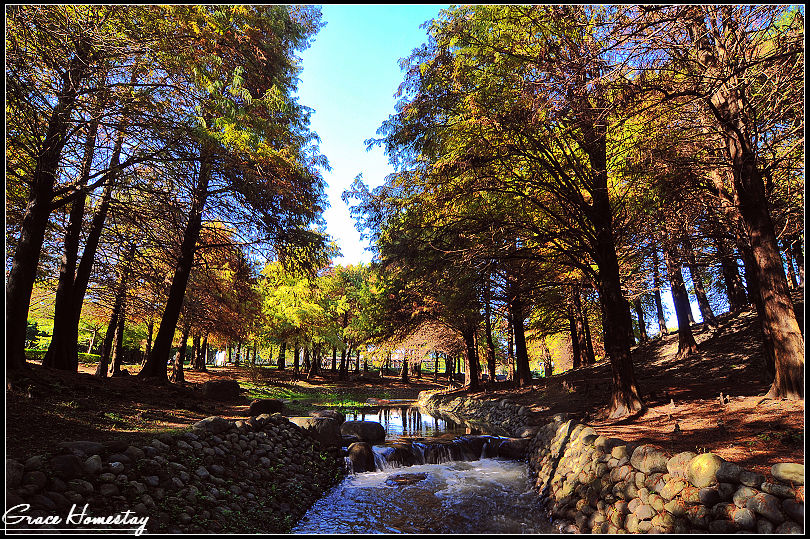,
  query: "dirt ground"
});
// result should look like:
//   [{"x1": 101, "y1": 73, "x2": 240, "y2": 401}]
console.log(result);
[{"x1": 5, "y1": 298, "x2": 804, "y2": 483}]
